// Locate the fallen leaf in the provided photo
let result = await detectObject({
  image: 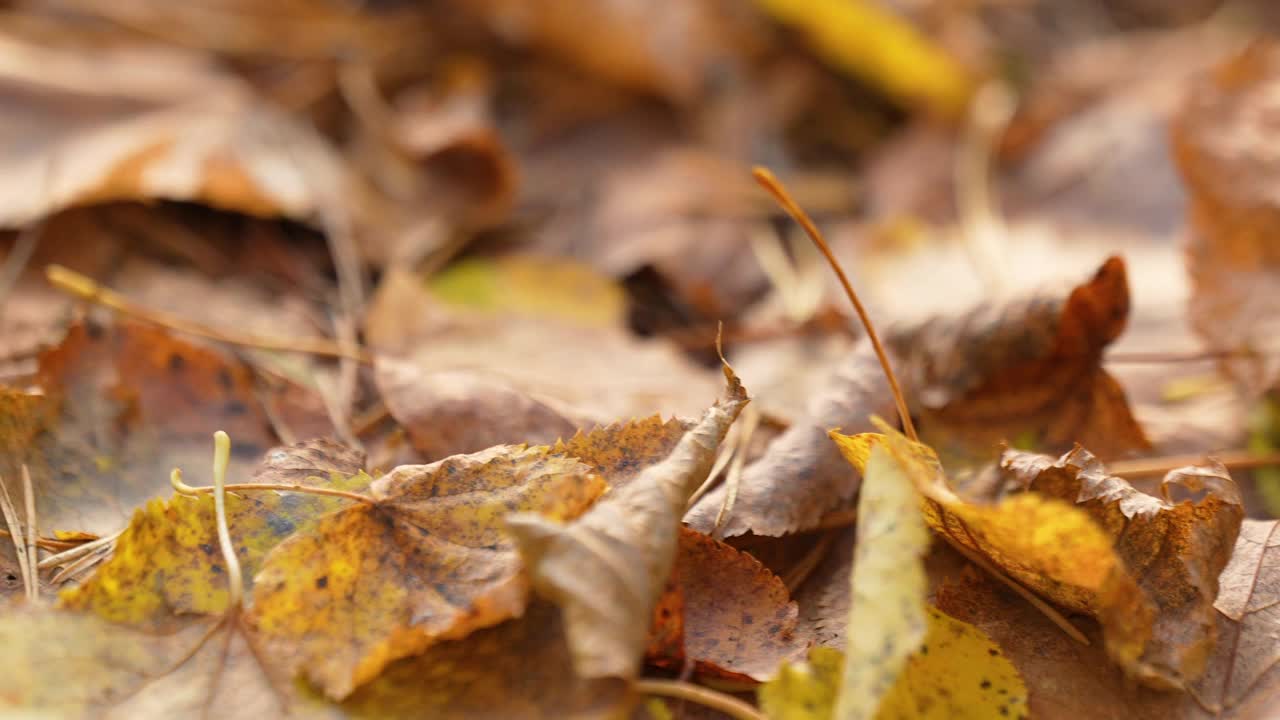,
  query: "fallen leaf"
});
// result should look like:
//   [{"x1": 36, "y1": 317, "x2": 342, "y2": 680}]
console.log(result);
[
  {"x1": 59, "y1": 440, "x2": 370, "y2": 629},
  {"x1": 686, "y1": 340, "x2": 896, "y2": 536},
  {"x1": 341, "y1": 600, "x2": 631, "y2": 719},
  {"x1": 246, "y1": 444, "x2": 607, "y2": 699},
  {"x1": 0, "y1": 31, "x2": 344, "y2": 227},
  {"x1": 649, "y1": 527, "x2": 808, "y2": 683},
  {"x1": 1001, "y1": 446, "x2": 1244, "y2": 686},
  {"x1": 375, "y1": 358, "x2": 584, "y2": 461},
  {"x1": 841, "y1": 422, "x2": 1157, "y2": 687},
  {"x1": 554, "y1": 415, "x2": 696, "y2": 491},
  {"x1": 886, "y1": 256, "x2": 1150, "y2": 464},
  {"x1": 752, "y1": 0, "x2": 975, "y2": 118},
  {"x1": 366, "y1": 267, "x2": 720, "y2": 421},
  {"x1": 758, "y1": 607, "x2": 1028, "y2": 720},
  {"x1": 831, "y1": 440, "x2": 930, "y2": 719},
  {"x1": 1172, "y1": 40, "x2": 1280, "y2": 392},
  {"x1": 1188, "y1": 519, "x2": 1280, "y2": 717},
  {"x1": 507, "y1": 365, "x2": 748, "y2": 678},
  {"x1": 3, "y1": 319, "x2": 280, "y2": 536}
]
